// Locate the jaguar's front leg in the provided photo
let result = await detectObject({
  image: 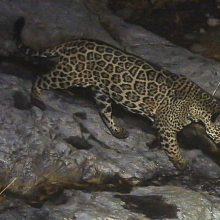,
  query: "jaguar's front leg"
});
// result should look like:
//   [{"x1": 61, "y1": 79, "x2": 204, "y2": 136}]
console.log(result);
[
  {"x1": 159, "y1": 131, "x2": 189, "y2": 170},
  {"x1": 92, "y1": 87, "x2": 129, "y2": 139}
]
